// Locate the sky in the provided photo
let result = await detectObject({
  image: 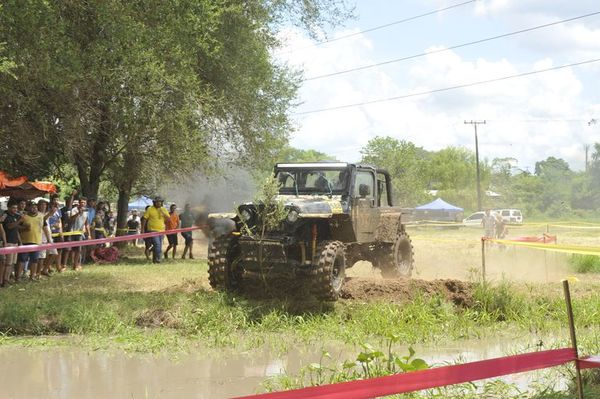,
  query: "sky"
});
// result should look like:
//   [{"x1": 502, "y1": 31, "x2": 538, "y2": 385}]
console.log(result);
[{"x1": 275, "y1": 0, "x2": 600, "y2": 172}]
